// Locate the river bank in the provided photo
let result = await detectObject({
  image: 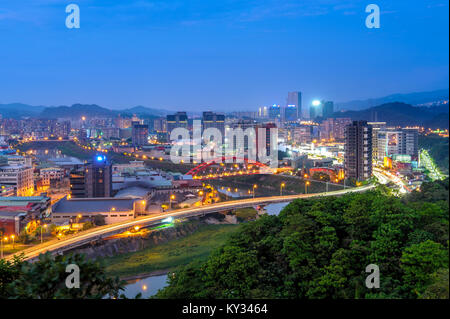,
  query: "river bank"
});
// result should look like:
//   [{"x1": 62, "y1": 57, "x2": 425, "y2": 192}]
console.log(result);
[{"x1": 102, "y1": 222, "x2": 240, "y2": 279}]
